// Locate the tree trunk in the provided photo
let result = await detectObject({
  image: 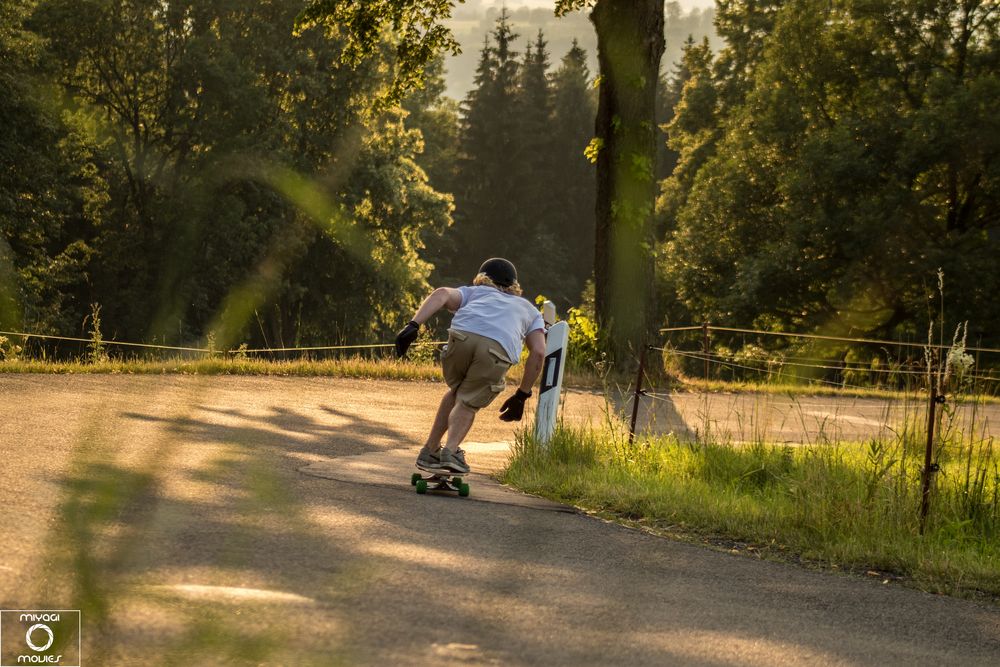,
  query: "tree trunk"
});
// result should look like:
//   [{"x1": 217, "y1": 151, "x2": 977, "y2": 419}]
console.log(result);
[{"x1": 590, "y1": 0, "x2": 664, "y2": 363}]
